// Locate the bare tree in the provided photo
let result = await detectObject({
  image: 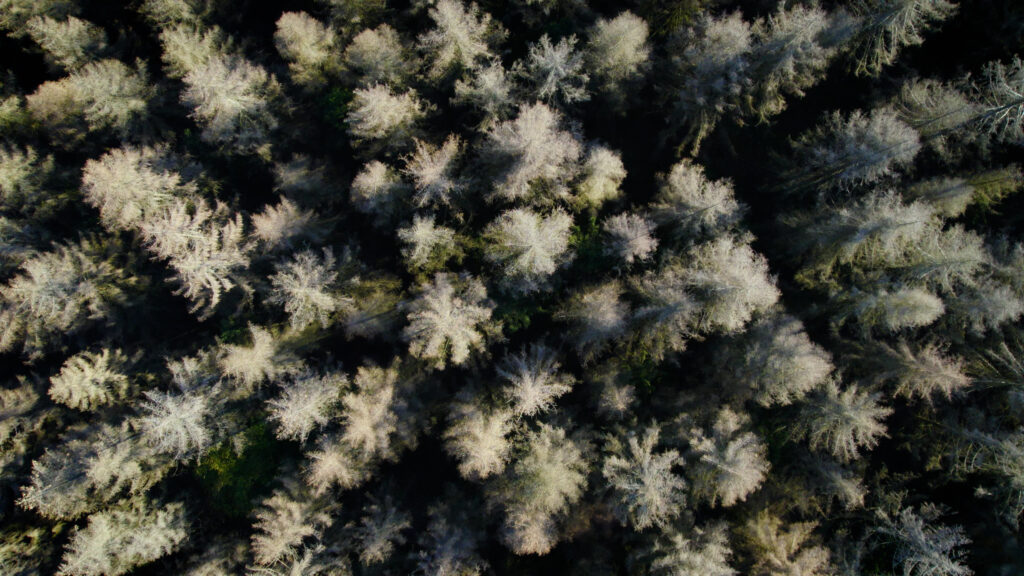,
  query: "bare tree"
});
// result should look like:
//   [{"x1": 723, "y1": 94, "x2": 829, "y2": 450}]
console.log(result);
[
  {"x1": 796, "y1": 379, "x2": 892, "y2": 462},
  {"x1": 484, "y1": 102, "x2": 582, "y2": 202},
  {"x1": 274, "y1": 12, "x2": 341, "y2": 89},
  {"x1": 251, "y1": 484, "x2": 333, "y2": 567},
  {"x1": 689, "y1": 407, "x2": 769, "y2": 507},
  {"x1": 586, "y1": 12, "x2": 649, "y2": 98},
  {"x1": 603, "y1": 213, "x2": 658, "y2": 265},
  {"x1": 49, "y1": 349, "x2": 131, "y2": 411},
  {"x1": 354, "y1": 495, "x2": 410, "y2": 565},
  {"x1": 602, "y1": 426, "x2": 686, "y2": 531},
  {"x1": 484, "y1": 208, "x2": 573, "y2": 293},
  {"x1": 0, "y1": 240, "x2": 129, "y2": 358},
  {"x1": 851, "y1": 0, "x2": 957, "y2": 77},
  {"x1": 725, "y1": 314, "x2": 834, "y2": 407},
  {"x1": 576, "y1": 145, "x2": 626, "y2": 206},
  {"x1": 58, "y1": 498, "x2": 188, "y2": 576},
  {"x1": 418, "y1": 0, "x2": 501, "y2": 79},
  {"x1": 445, "y1": 398, "x2": 513, "y2": 481},
  {"x1": 346, "y1": 84, "x2": 424, "y2": 150},
  {"x1": 648, "y1": 523, "x2": 737, "y2": 576},
  {"x1": 268, "y1": 249, "x2": 349, "y2": 331},
  {"x1": 651, "y1": 159, "x2": 744, "y2": 240},
  {"x1": 268, "y1": 370, "x2": 346, "y2": 443},
  {"x1": 403, "y1": 273, "x2": 496, "y2": 369},
  {"x1": 138, "y1": 388, "x2": 211, "y2": 461},
  {"x1": 742, "y1": 513, "x2": 833, "y2": 576},
  {"x1": 27, "y1": 15, "x2": 107, "y2": 72},
  {"x1": 404, "y1": 135, "x2": 465, "y2": 207},
  {"x1": 345, "y1": 24, "x2": 416, "y2": 87},
  {"x1": 498, "y1": 344, "x2": 575, "y2": 417},
  {"x1": 520, "y1": 34, "x2": 589, "y2": 105},
  {"x1": 558, "y1": 281, "x2": 630, "y2": 359},
  {"x1": 494, "y1": 424, "x2": 588, "y2": 555},
  {"x1": 878, "y1": 504, "x2": 973, "y2": 576}
]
